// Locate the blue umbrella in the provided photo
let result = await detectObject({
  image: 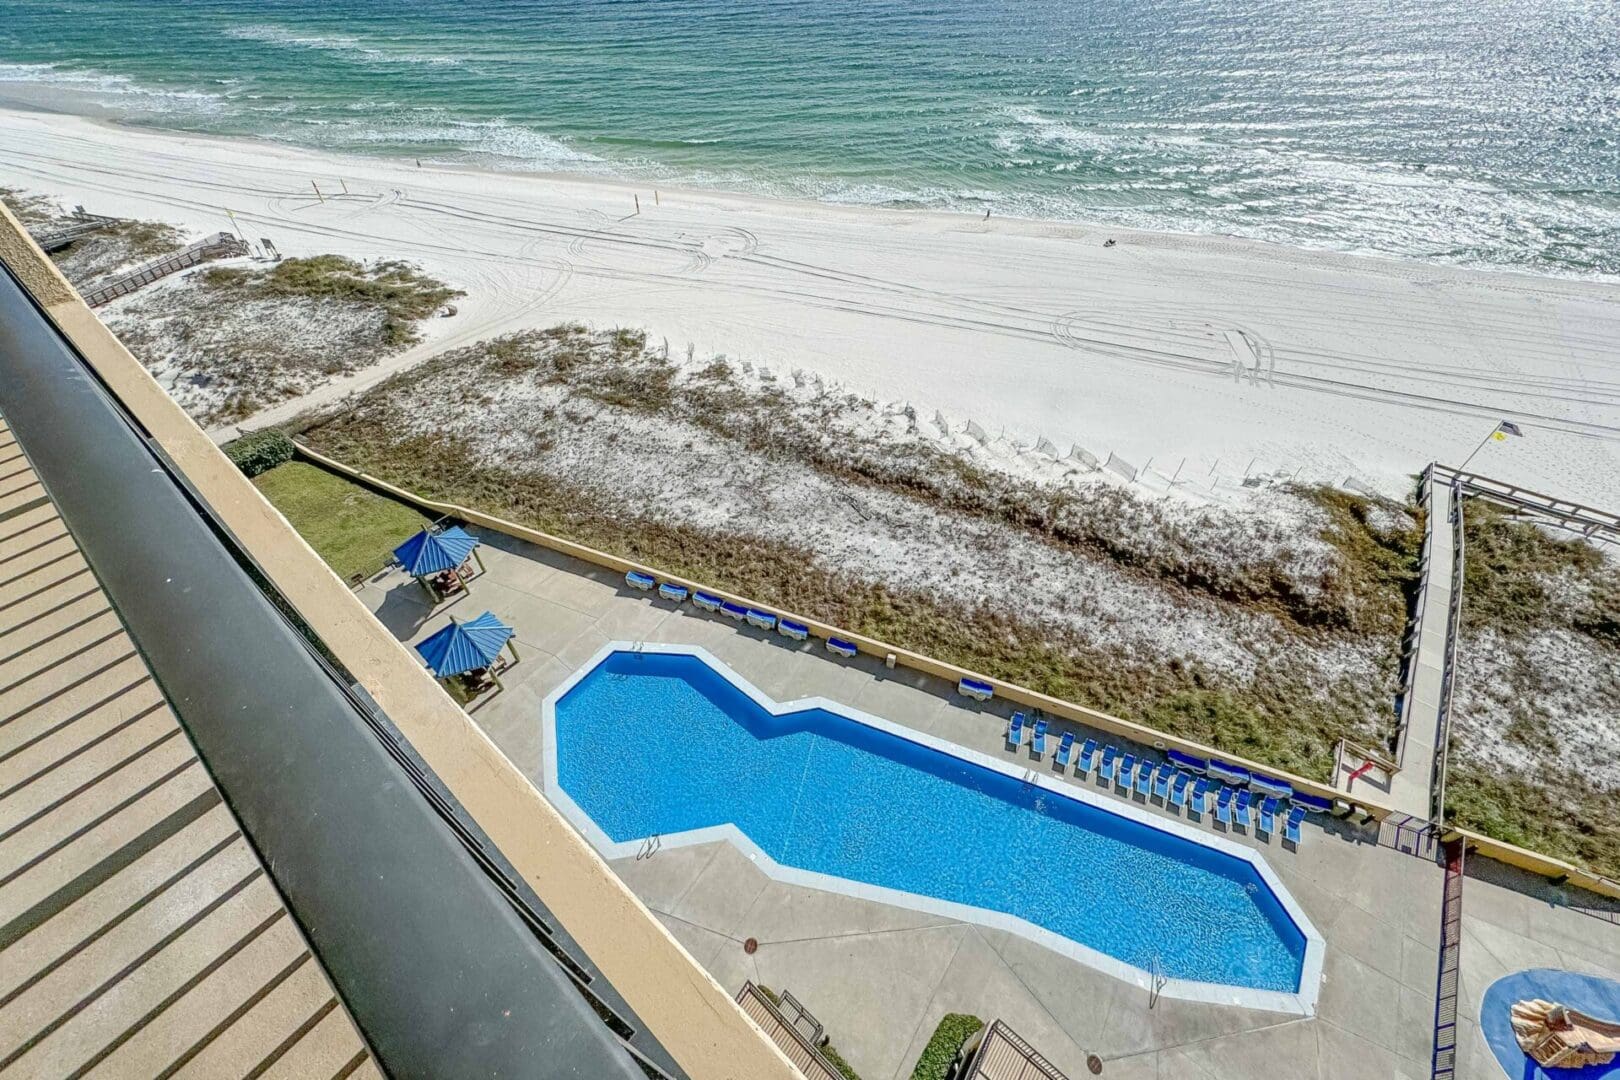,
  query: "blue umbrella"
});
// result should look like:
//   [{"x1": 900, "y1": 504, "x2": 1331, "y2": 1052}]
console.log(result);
[
  {"x1": 394, "y1": 525, "x2": 479, "y2": 577},
  {"x1": 415, "y1": 611, "x2": 515, "y2": 678}
]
